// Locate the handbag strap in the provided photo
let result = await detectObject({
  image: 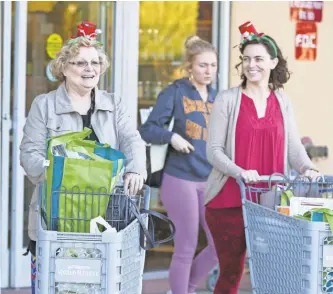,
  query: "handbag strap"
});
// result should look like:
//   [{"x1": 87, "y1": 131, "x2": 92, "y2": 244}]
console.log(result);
[
  {"x1": 129, "y1": 199, "x2": 176, "y2": 250},
  {"x1": 140, "y1": 208, "x2": 176, "y2": 249}
]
